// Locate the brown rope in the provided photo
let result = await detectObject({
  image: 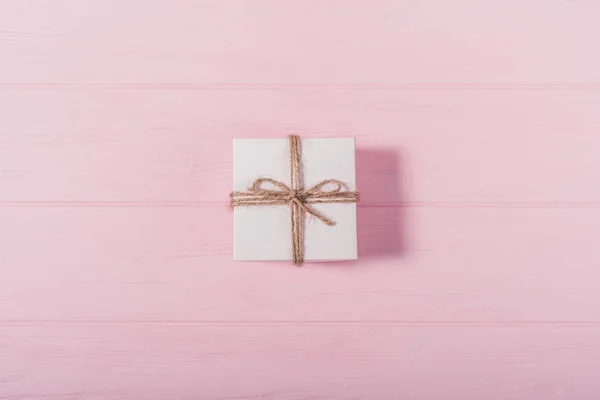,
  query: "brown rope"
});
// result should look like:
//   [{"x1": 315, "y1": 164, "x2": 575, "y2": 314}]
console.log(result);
[{"x1": 230, "y1": 135, "x2": 360, "y2": 264}]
